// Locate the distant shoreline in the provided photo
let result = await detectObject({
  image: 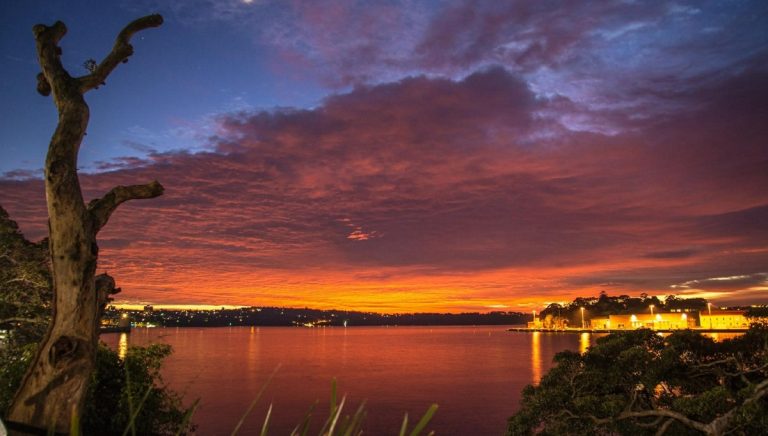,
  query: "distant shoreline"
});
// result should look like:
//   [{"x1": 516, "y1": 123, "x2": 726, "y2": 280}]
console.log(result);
[{"x1": 99, "y1": 324, "x2": 524, "y2": 334}]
